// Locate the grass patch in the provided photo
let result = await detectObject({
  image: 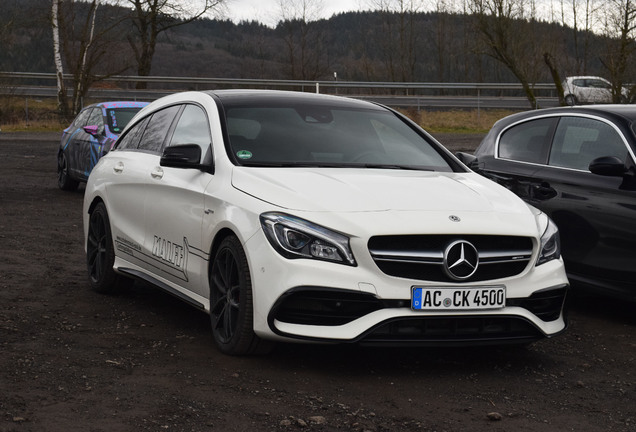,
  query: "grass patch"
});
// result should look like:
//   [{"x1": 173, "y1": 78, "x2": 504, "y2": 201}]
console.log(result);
[
  {"x1": 0, "y1": 96, "x2": 68, "y2": 132},
  {"x1": 403, "y1": 109, "x2": 518, "y2": 134},
  {"x1": 1, "y1": 95, "x2": 517, "y2": 134}
]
